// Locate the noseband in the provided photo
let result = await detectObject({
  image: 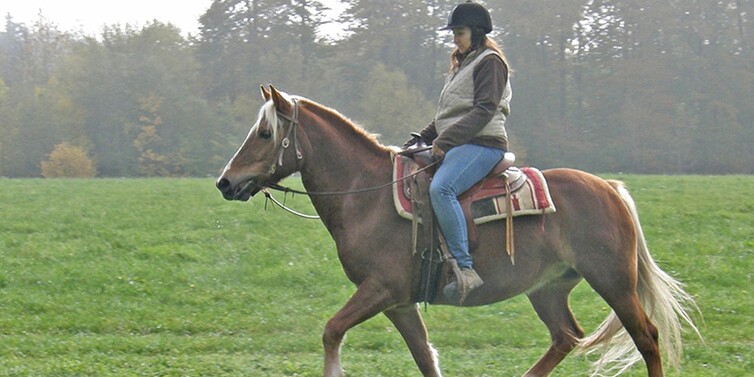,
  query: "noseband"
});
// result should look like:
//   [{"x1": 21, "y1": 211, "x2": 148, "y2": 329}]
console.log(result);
[{"x1": 267, "y1": 98, "x2": 304, "y2": 175}]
